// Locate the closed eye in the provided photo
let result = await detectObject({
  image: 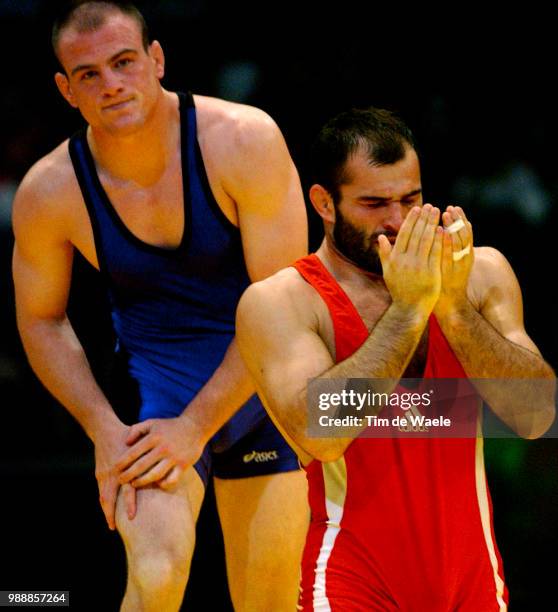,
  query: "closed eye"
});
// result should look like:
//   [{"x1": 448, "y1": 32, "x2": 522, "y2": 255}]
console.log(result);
[
  {"x1": 402, "y1": 197, "x2": 419, "y2": 206},
  {"x1": 358, "y1": 198, "x2": 388, "y2": 209}
]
